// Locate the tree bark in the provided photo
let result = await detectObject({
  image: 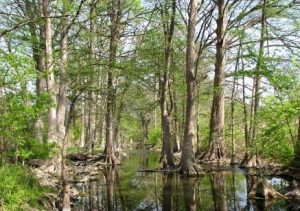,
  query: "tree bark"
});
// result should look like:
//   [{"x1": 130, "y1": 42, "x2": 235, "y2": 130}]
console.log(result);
[
  {"x1": 179, "y1": 0, "x2": 202, "y2": 175},
  {"x1": 104, "y1": 0, "x2": 123, "y2": 164},
  {"x1": 86, "y1": 1, "x2": 97, "y2": 153},
  {"x1": 61, "y1": 96, "x2": 77, "y2": 210},
  {"x1": 172, "y1": 84, "x2": 180, "y2": 152},
  {"x1": 113, "y1": 82, "x2": 130, "y2": 149},
  {"x1": 42, "y1": 0, "x2": 57, "y2": 144},
  {"x1": 240, "y1": 0, "x2": 267, "y2": 168},
  {"x1": 140, "y1": 113, "x2": 150, "y2": 149},
  {"x1": 294, "y1": 116, "x2": 300, "y2": 166},
  {"x1": 298, "y1": 116, "x2": 300, "y2": 144},
  {"x1": 79, "y1": 99, "x2": 85, "y2": 147},
  {"x1": 159, "y1": 0, "x2": 176, "y2": 169},
  {"x1": 57, "y1": 9, "x2": 68, "y2": 144},
  {"x1": 195, "y1": 98, "x2": 201, "y2": 156},
  {"x1": 25, "y1": 0, "x2": 46, "y2": 143},
  {"x1": 230, "y1": 43, "x2": 241, "y2": 164},
  {"x1": 202, "y1": 0, "x2": 227, "y2": 161}
]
